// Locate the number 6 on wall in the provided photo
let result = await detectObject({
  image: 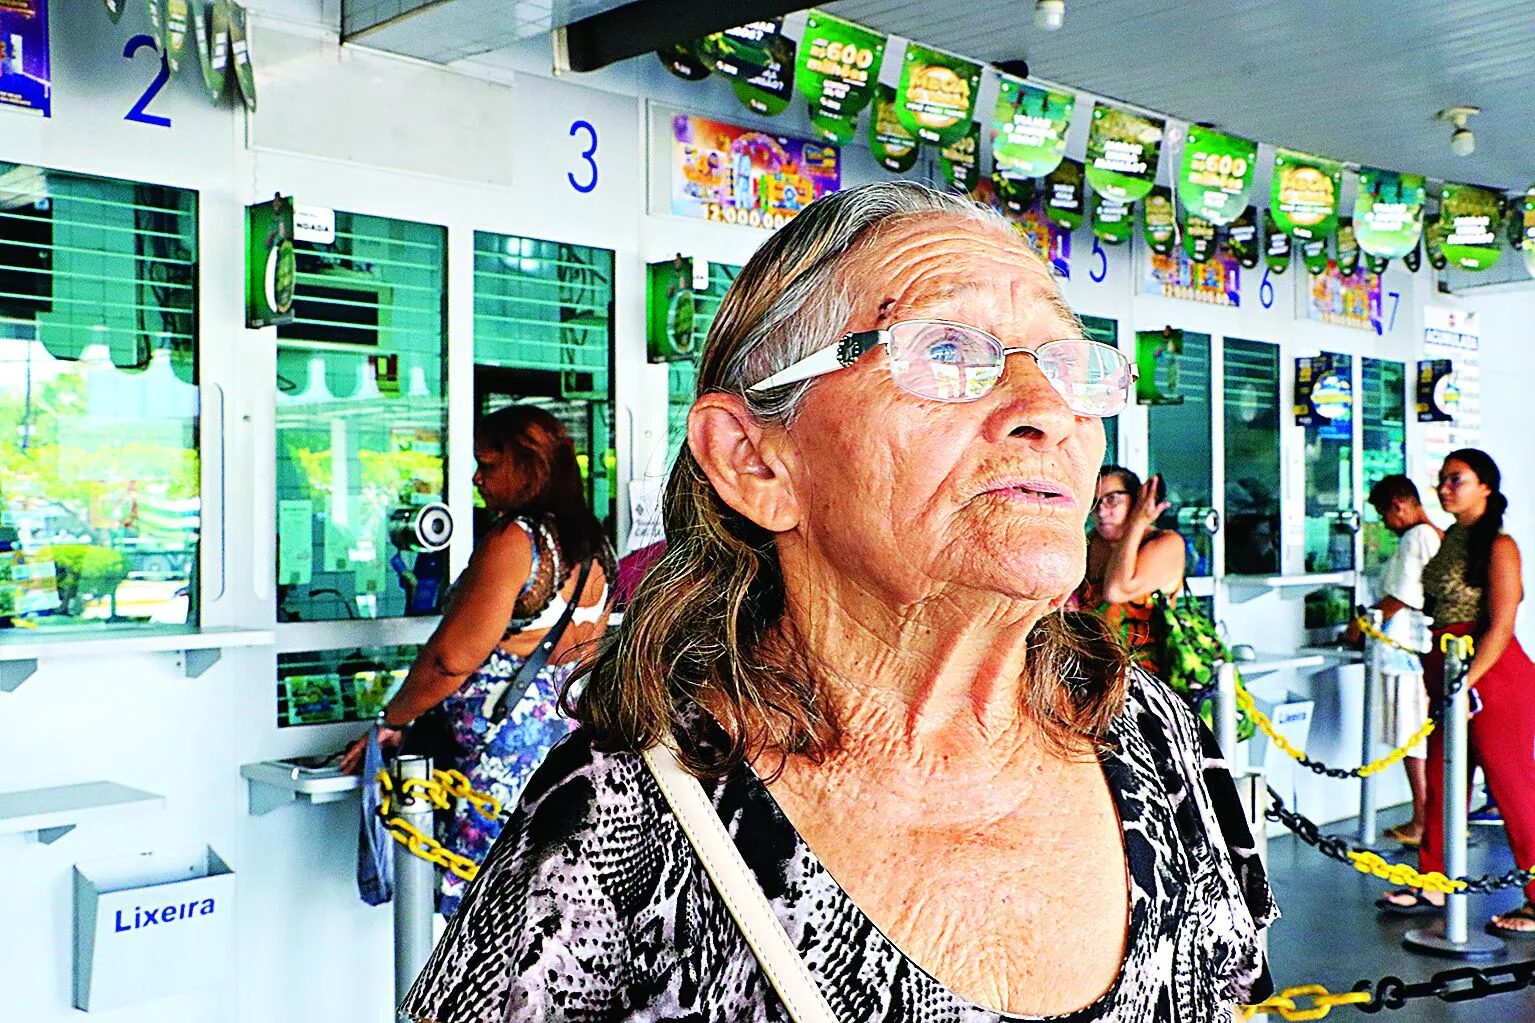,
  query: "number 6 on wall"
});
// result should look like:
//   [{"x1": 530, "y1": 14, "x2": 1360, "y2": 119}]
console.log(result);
[{"x1": 123, "y1": 34, "x2": 172, "y2": 128}]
